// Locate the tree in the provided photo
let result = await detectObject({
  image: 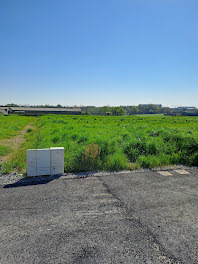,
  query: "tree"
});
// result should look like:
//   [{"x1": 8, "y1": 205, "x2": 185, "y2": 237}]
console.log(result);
[
  {"x1": 129, "y1": 106, "x2": 139, "y2": 115},
  {"x1": 112, "y1": 106, "x2": 126, "y2": 116}
]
